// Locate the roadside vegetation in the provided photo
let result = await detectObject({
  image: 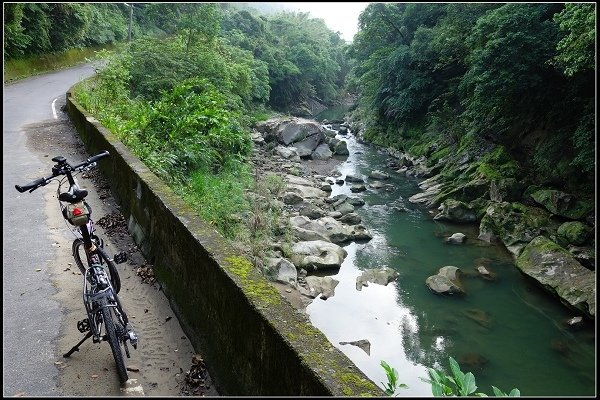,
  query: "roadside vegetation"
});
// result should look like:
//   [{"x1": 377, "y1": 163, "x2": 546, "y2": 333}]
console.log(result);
[{"x1": 5, "y1": 3, "x2": 350, "y2": 267}]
